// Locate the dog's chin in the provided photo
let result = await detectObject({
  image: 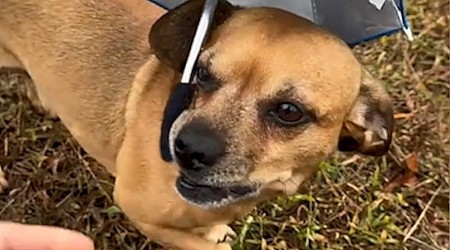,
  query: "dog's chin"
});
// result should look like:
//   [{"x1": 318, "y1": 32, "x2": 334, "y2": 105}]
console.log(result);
[{"x1": 175, "y1": 174, "x2": 259, "y2": 209}]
